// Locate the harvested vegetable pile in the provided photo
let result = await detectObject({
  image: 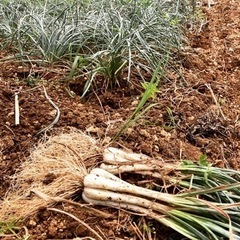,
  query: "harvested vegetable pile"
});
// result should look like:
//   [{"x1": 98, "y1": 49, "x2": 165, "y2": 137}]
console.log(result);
[
  {"x1": 86, "y1": 148, "x2": 240, "y2": 240},
  {"x1": 1, "y1": 130, "x2": 240, "y2": 240}
]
